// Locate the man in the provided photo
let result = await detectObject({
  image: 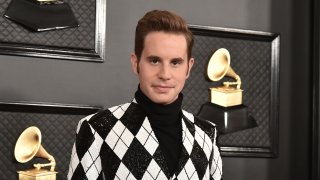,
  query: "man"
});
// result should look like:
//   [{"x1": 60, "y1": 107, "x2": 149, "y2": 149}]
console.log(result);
[{"x1": 68, "y1": 10, "x2": 222, "y2": 180}]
